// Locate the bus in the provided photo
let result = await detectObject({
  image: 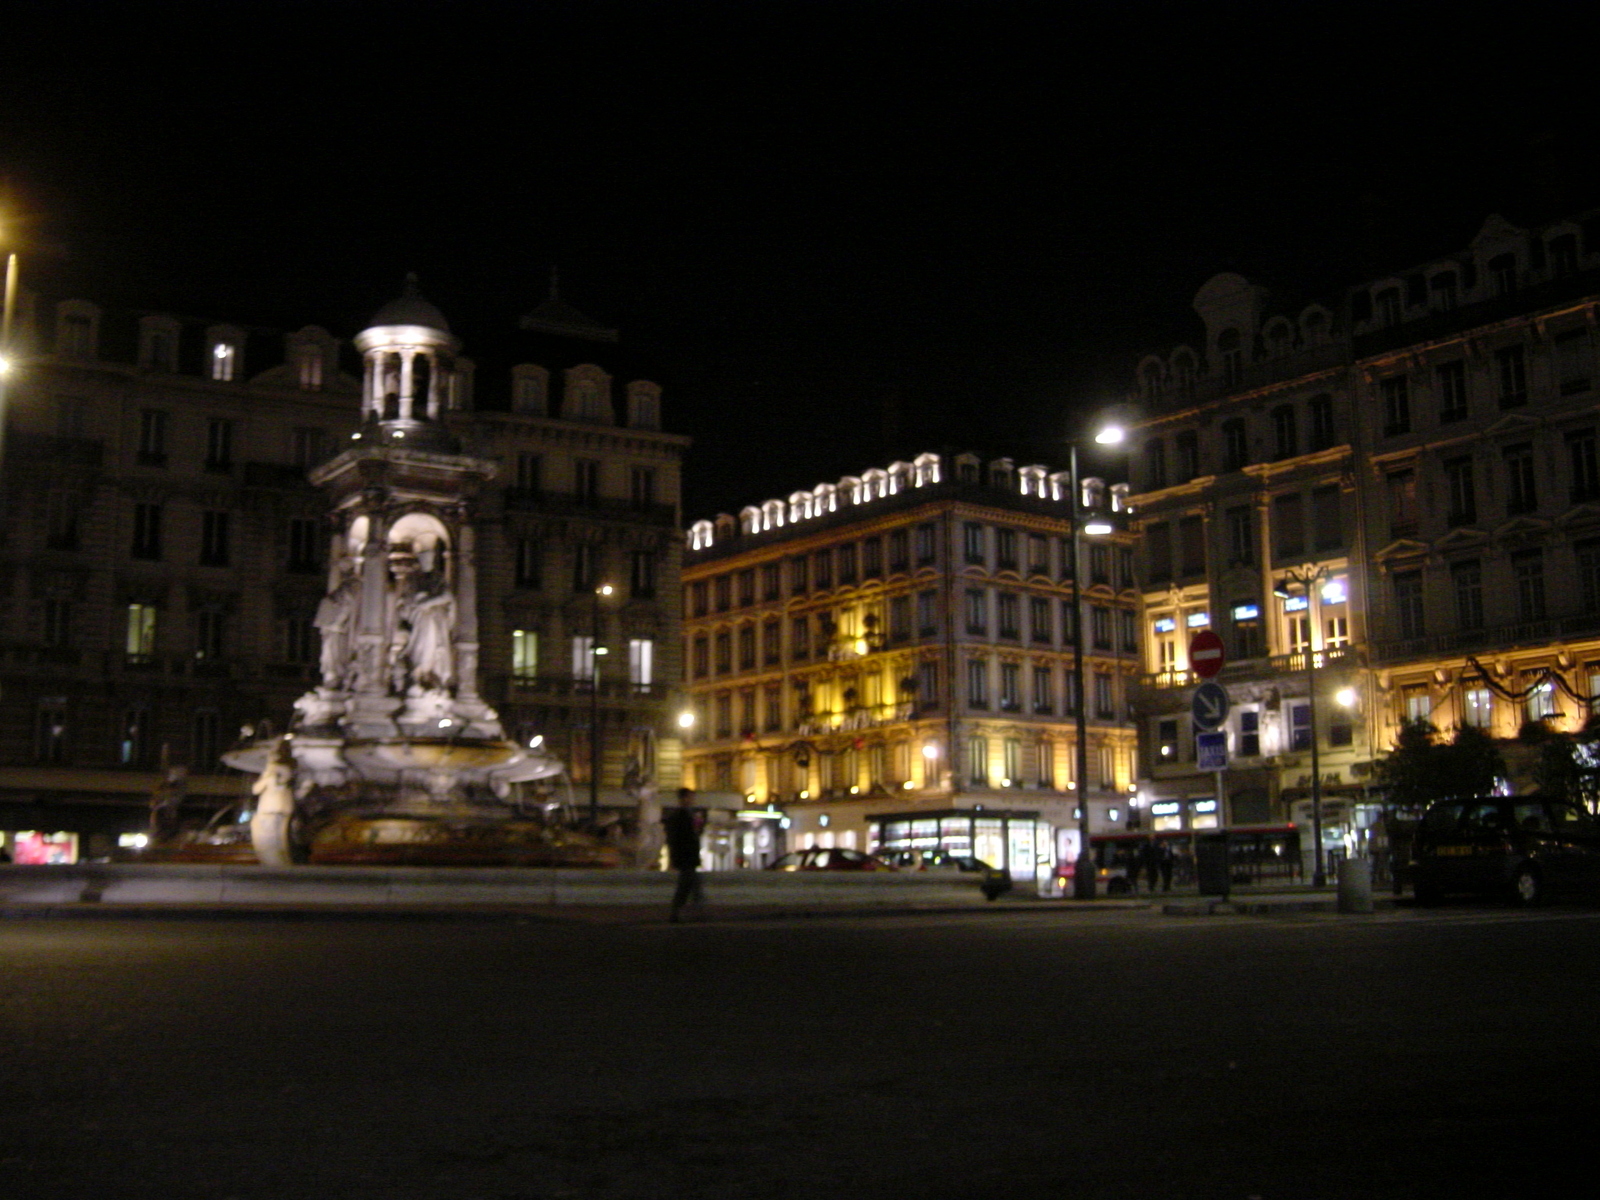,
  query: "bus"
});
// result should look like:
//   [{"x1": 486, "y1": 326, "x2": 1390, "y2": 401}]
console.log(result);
[{"x1": 1055, "y1": 825, "x2": 1303, "y2": 894}]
